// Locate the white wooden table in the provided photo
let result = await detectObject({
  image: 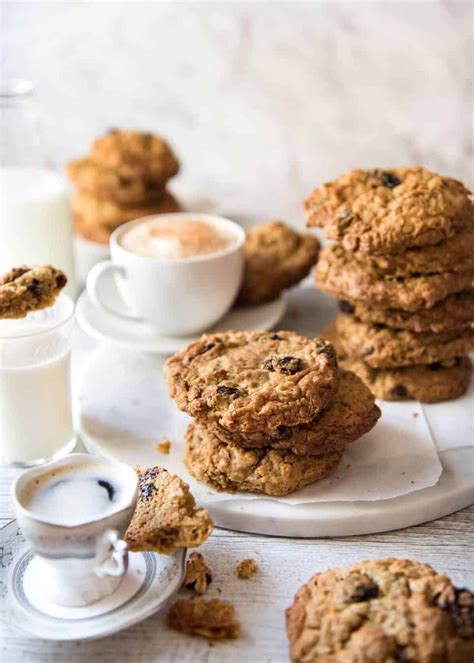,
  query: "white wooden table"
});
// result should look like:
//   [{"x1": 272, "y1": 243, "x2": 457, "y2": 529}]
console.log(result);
[{"x1": 2, "y1": 307, "x2": 473, "y2": 662}]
